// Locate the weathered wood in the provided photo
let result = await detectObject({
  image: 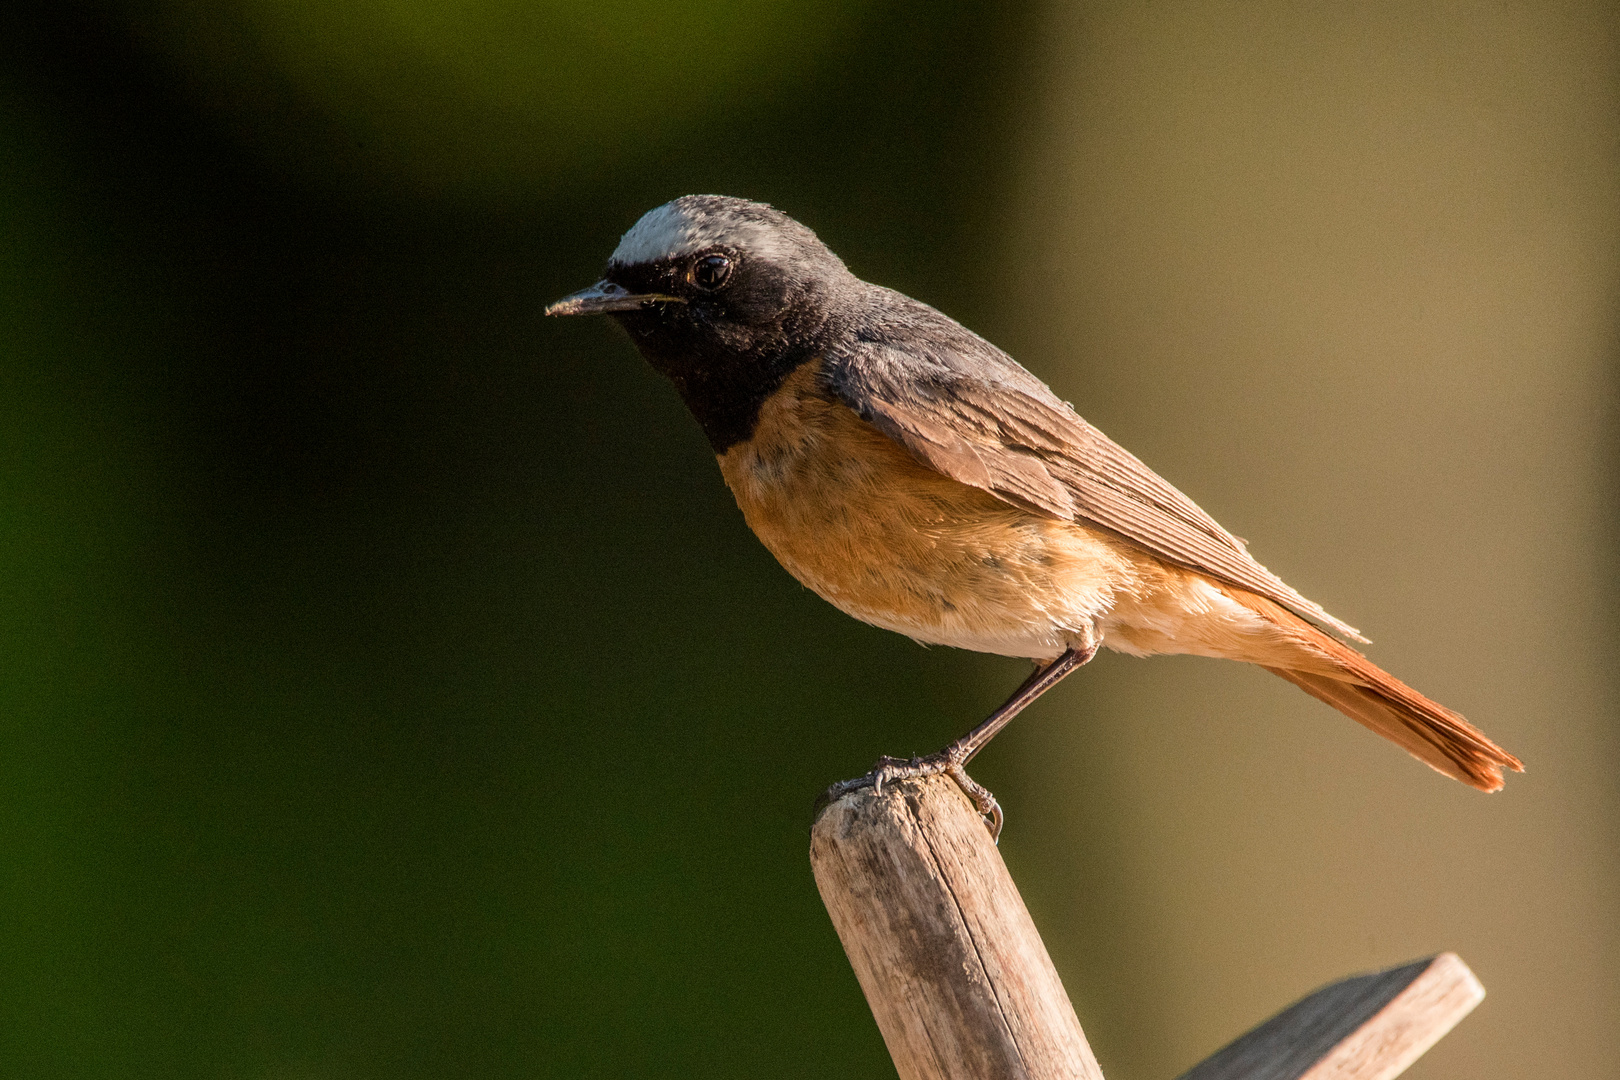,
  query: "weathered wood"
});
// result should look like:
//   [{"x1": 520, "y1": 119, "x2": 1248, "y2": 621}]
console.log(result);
[
  {"x1": 811, "y1": 774, "x2": 1485, "y2": 1080},
  {"x1": 810, "y1": 775, "x2": 1104, "y2": 1080},
  {"x1": 1178, "y1": 952, "x2": 1485, "y2": 1080}
]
